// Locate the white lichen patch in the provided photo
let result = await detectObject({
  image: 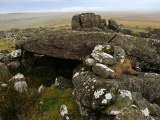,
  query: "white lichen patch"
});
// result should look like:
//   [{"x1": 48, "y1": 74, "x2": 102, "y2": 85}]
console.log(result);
[
  {"x1": 91, "y1": 52, "x2": 102, "y2": 63},
  {"x1": 96, "y1": 63, "x2": 115, "y2": 73},
  {"x1": 105, "y1": 93, "x2": 112, "y2": 99},
  {"x1": 100, "y1": 52, "x2": 113, "y2": 58},
  {"x1": 14, "y1": 73, "x2": 24, "y2": 80},
  {"x1": 2, "y1": 83, "x2": 8, "y2": 87},
  {"x1": 120, "y1": 58, "x2": 125, "y2": 63},
  {"x1": 60, "y1": 105, "x2": 69, "y2": 120},
  {"x1": 102, "y1": 99, "x2": 108, "y2": 104},
  {"x1": 106, "y1": 45, "x2": 111, "y2": 49},
  {"x1": 85, "y1": 58, "x2": 96, "y2": 66},
  {"x1": 55, "y1": 78, "x2": 59, "y2": 87},
  {"x1": 102, "y1": 93, "x2": 112, "y2": 104},
  {"x1": 38, "y1": 84, "x2": 45, "y2": 93},
  {"x1": 141, "y1": 108, "x2": 150, "y2": 116},
  {"x1": 94, "y1": 89, "x2": 105, "y2": 99},
  {"x1": 10, "y1": 49, "x2": 21, "y2": 58},
  {"x1": 144, "y1": 73, "x2": 158, "y2": 77},
  {"x1": 93, "y1": 45, "x2": 104, "y2": 51},
  {"x1": 91, "y1": 51, "x2": 114, "y2": 64},
  {"x1": 119, "y1": 90, "x2": 132, "y2": 100},
  {"x1": 73, "y1": 72, "x2": 79, "y2": 78},
  {"x1": 91, "y1": 45, "x2": 105, "y2": 63},
  {"x1": 110, "y1": 110, "x2": 121, "y2": 115},
  {"x1": 14, "y1": 81, "x2": 28, "y2": 93},
  {"x1": 131, "y1": 104, "x2": 137, "y2": 108}
]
